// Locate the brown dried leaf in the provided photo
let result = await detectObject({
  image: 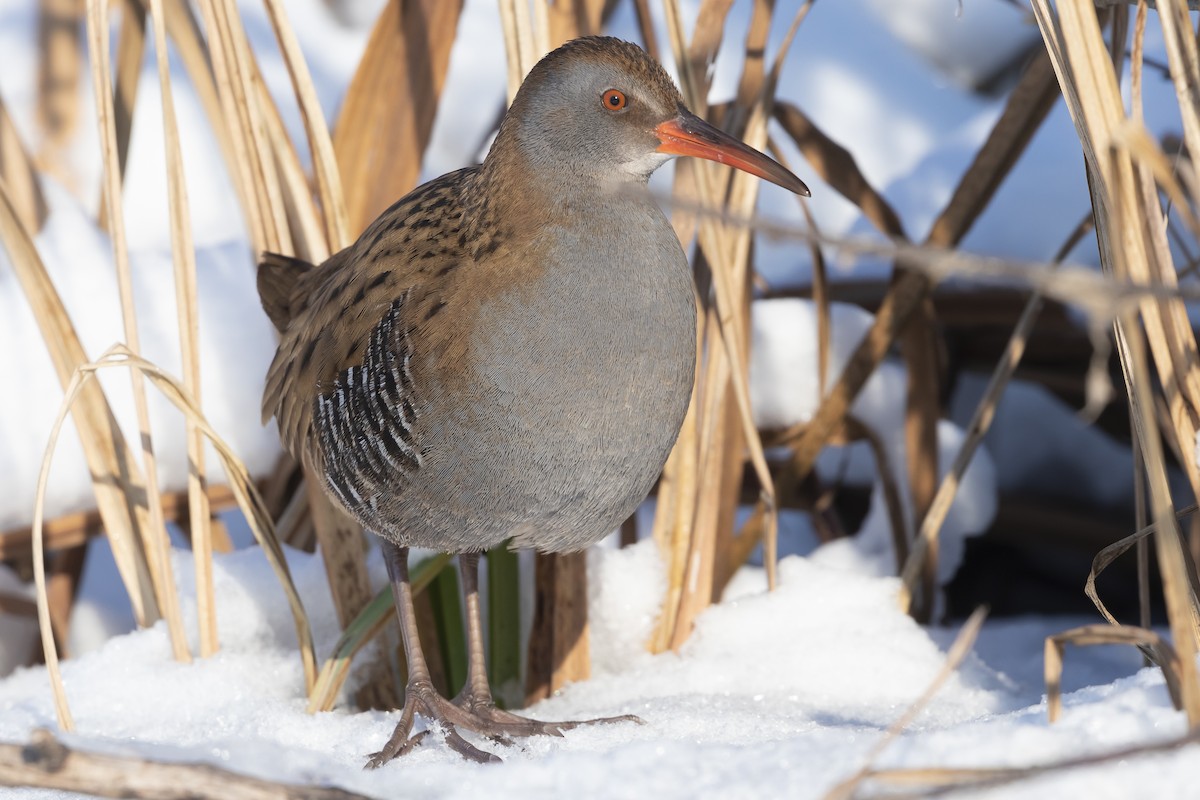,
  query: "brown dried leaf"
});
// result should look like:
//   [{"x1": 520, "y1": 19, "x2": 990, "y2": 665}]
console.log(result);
[{"x1": 333, "y1": 0, "x2": 464, "y2": 235}]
